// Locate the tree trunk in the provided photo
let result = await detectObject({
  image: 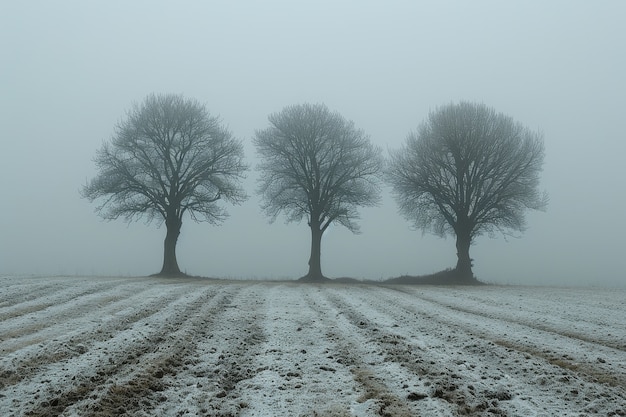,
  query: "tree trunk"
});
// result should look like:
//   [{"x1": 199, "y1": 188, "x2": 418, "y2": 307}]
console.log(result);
[
  {"x1": 455, "y1": 231, "x2": 474, "y2": 282},
  {"x1": 304, "y1": 225, "x2": 325, "y2": 281},
  {"x1": 159, "y1": 215, "x2": 182, "y2": 276}
]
